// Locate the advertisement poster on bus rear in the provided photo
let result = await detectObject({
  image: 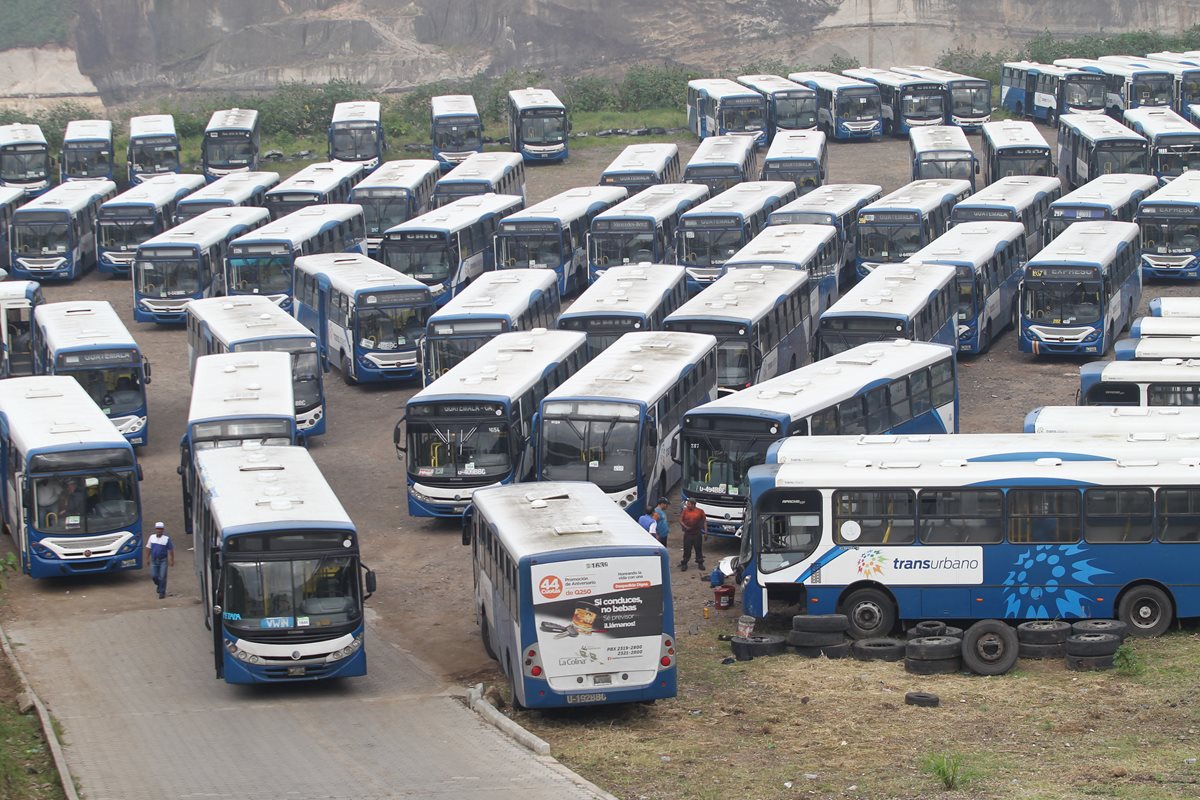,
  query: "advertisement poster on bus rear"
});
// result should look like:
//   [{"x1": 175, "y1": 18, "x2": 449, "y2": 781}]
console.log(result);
[{"x1": 530, "y1": 556, "x2": 663, "y2": 678}]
